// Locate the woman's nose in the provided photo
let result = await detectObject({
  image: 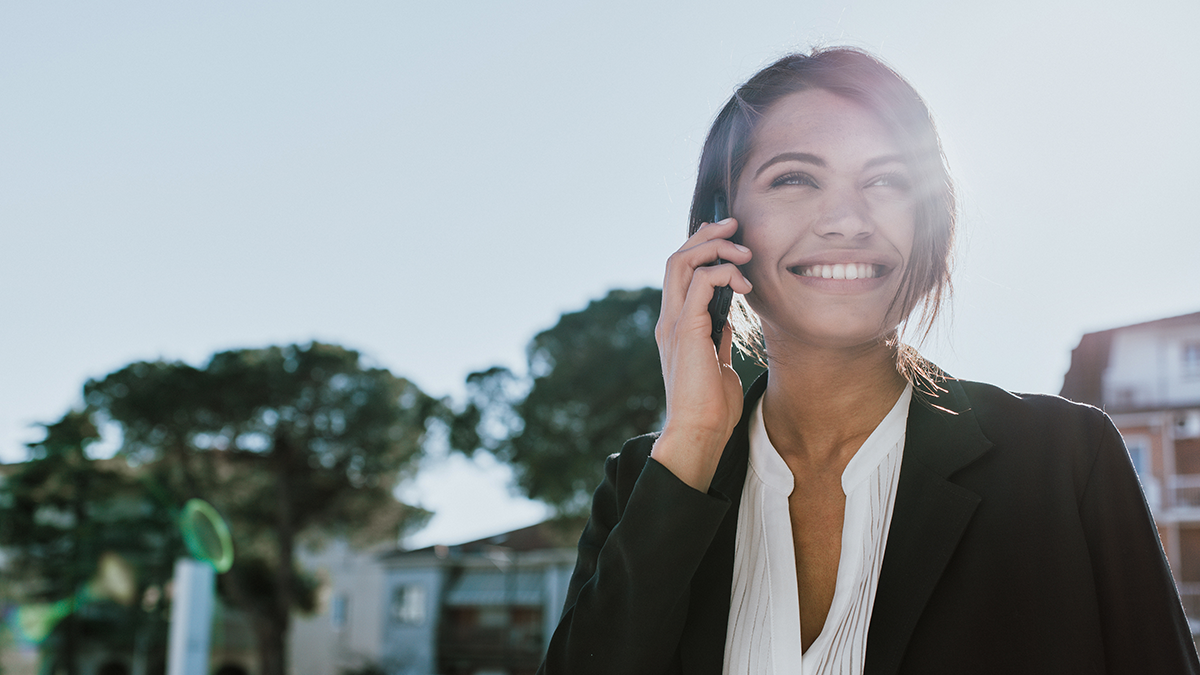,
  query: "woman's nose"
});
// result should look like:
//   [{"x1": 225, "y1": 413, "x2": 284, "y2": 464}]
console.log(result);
[{"x1": 816, "y1": 189, "x2": 874, "y2": 240}]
